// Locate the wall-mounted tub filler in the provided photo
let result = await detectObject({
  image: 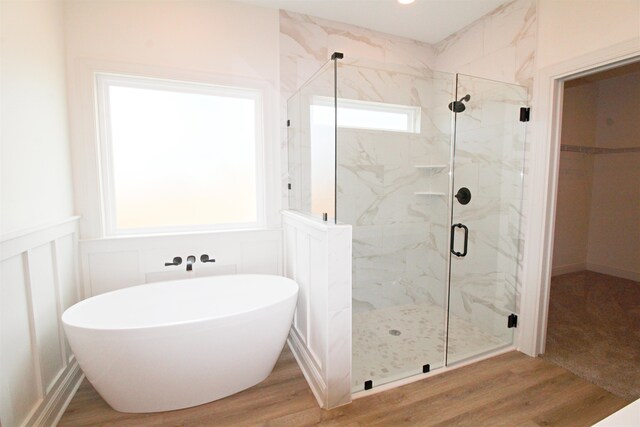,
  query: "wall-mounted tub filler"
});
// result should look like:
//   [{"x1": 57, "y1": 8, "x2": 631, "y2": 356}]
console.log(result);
[
  {"x1": 165, "y1": 254, "x2": 216, "y2": 271},
  {"x1": 186, "y1": 255, "x2": 196, "y2": 271},
  {"x1": 164, "y1": 256, "x2": 182, "y2": 267},
  {"x1": 62, "y1": 274, "x2": 299, "y2": 413},
  {"x1": 200, "y1": 254, "x2": 215, "y2": 263}
]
